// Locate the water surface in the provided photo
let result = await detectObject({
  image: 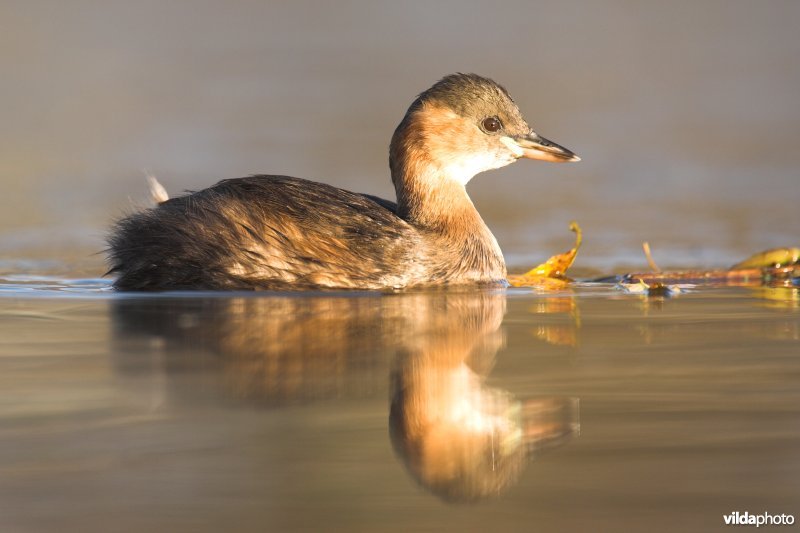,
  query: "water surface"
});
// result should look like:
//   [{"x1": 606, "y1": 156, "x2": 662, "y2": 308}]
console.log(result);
[{"x1": 1, "y1": 278, "x2": 797, "y2": 532}]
